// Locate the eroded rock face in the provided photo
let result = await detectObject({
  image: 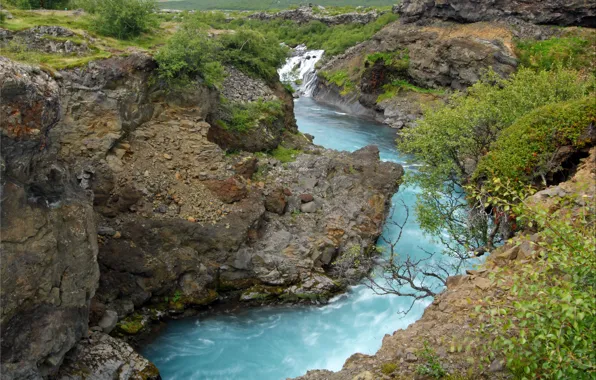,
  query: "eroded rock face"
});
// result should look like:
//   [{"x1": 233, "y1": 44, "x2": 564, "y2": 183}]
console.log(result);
[
  {"x1": 314, "y1": 21, "x2": 522, "y2": 127},
  {"x1": 397, "y1": 0, "x2": 596, "y2": 27},
  {"x1": 0, "y1": 26, "x2": 91, "y2": 55},
  {"x1": 0, "y1": 58, "x2": 99, "y2": 378}
]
